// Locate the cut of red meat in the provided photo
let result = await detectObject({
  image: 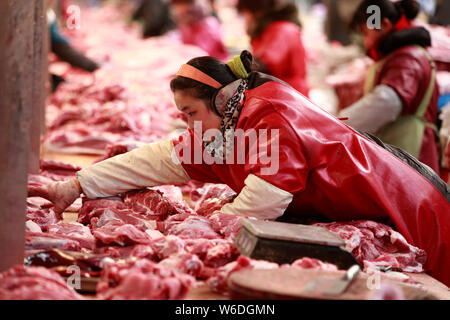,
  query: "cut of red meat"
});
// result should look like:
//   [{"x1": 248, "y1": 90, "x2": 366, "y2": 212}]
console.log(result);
[
  {"x1": 95, "y1": 244, "x2": 156, "y2": 261},
  {"x1": 93, "y1": 140, "x2": 146, "y2": 163},
  {"x1": 0, "y1": 266, "x2": 85, "y2": 300},
  {"x1": 122, "y1": 189, "x2": 194, "y2": 221},
  {"x1": 39, "y1": 159, "x2": 82, "y2": 181},
  {"x1": 24, "y1": 249, "x2": 110, "y2": 278},
  {"x1": 78, "y1": 197, "x2": 127, "y2": 224},
  {"x1": 151, "y1": 185, "x2": 184, "y2": 203},
  {"x1": 47, "y1": 222, "x2": 96, "y2": 250},
  {"x1": 286, "y1": 257, "x2": 339, "y2": 272},
  {"x1": 96, "y1": 259, "x2": 195, "y2": 300},
  {"x1": 206, "y1": 255, "x2": 279, "y2": 295},
  {"x1": 159, "y1": 252, "x2": 204, "y2": 278},
  {"x1": 325, "y1": 57, "x2": 372, "y2": 111},
  {"x1": 93, "y1": 222, "x2": 152, "y2": 246},
  {"x1": 193, "y1": 184, "x2": 237, "y2": 217},
  {"x1": 203, "y1": 241, "x2": 239, "y2": 268},
  {"x1": 152, "y1": 235, "x2": 186, "y2": 259},
  {"x1": 90, "y1": 207, "x2": 157, "y2": 232},
  {"x1": 28, "y1": 174, "x2": 56, "y2": 187},
  {"x1": 208, "y1": 212, "x2": 243, "y2": 240},
  {"x1": 26, "y1": 202, "x2": 58, "y2": 231},
  {"x1": 314, "y1": 220, "x2": 427, "y2": 272},
  {"x1": 161, "y1": 213, "x2": 221, "y2": 240},
  {"x1": 25, "y1": 232, "x2": 82, "y2": 251},
  {"x1": 26, "y1": 220, "x2": 43, "y2": 233}
]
